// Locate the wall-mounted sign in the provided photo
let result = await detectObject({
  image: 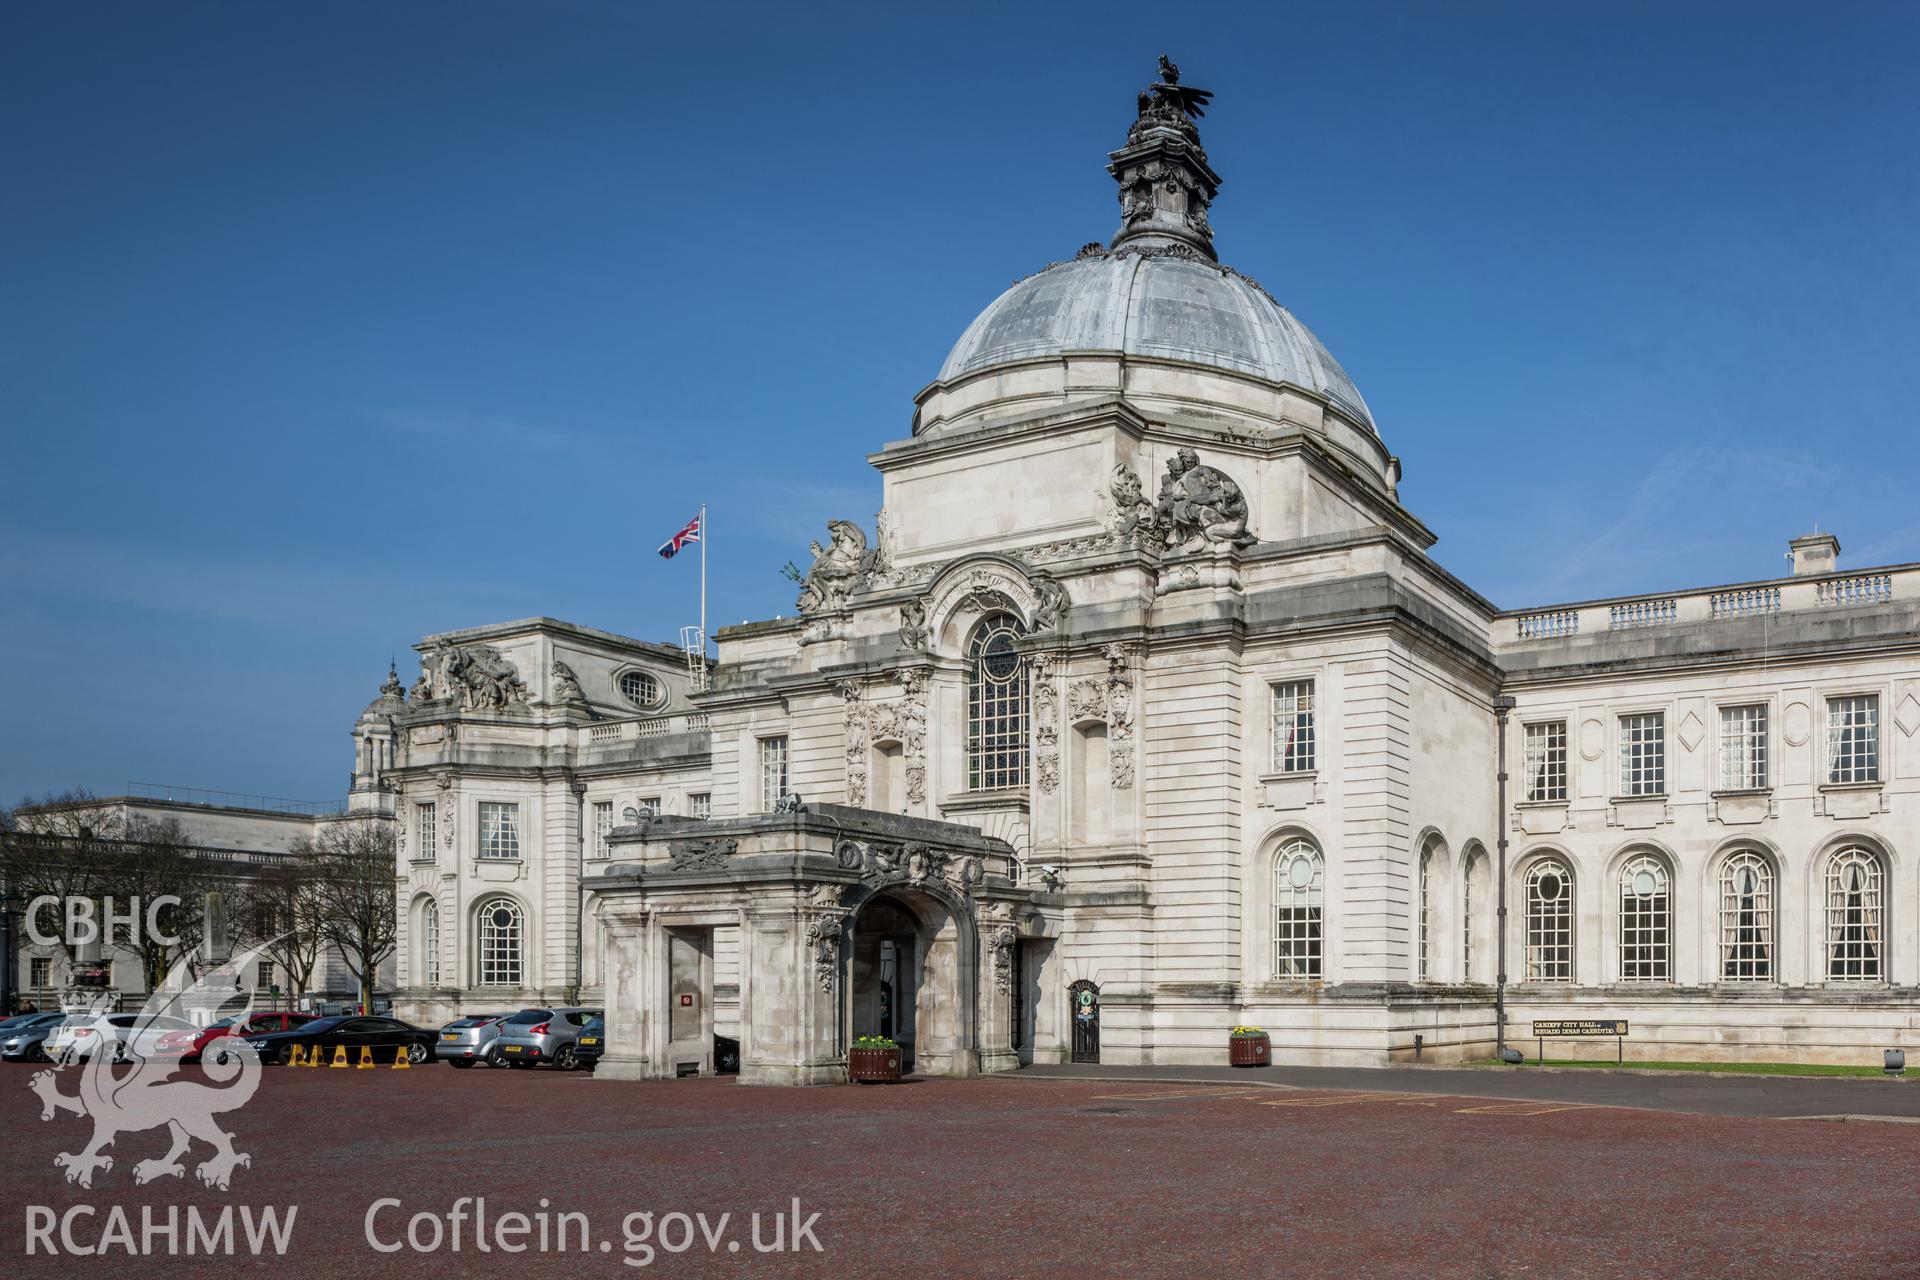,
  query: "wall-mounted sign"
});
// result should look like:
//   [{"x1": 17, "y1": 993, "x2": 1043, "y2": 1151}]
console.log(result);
[{"x1": 1531, "y1": 1019, "x2": 1628, "y2": 1038}]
